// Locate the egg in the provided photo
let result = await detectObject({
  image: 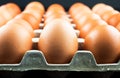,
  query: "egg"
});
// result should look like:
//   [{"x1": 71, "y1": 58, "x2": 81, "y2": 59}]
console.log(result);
[
  {"x1": 68, "y1": 2, "x2": 92, "y2": 31},
  {"x1": 15, "y1": 13, "x2": 40, "y2": 30},
  {"x1": 69, "y1": 2, "x2": 84, "y2": 14},
  {"x1": 44, "y1": 14, "x2": 70, "y2": 25},
  {"x1": 101, "y1": 10, "x2": 119, "y2": 22},
  {"x1": 44, "y1": 10, "x2": 66, "y2": 21},
  {"x1": 46, "y1": 3, "x2": 65, "y2": 13},
  {"x1": 0, "y1": 3, "x2": 21, "y2": 27},
  {"x1": 74, "y1": 13, "x2": 92, "y2": 30},
  {"x1": 23, "y1": 9, "x2": 42, "y2": 23},
  {"x1": 92, "y1": 3, "x2": 119, "y2": 22},
  {"x1": 44, "y1": 3, "x2": 65, "y2": 19},
  {"x1": 0, "y1": 14, "x2": 7, "y2": 27},
  {"x1": 92, "y1": 3, "x2": 106, "y2": 13},
  {"x1": 0, "y1": 3, "x2": 21, "y2": 21},
  {"x1": 84, "y1": 25, "x2": 120, "y2": 64},
  {"x1": 23, "y1": 1, "x2": 45, "y2": 22},
  {"x1": 69, "y1": 2, "x2": 91, "y2": 18},
  {"x1": 38, "y1": 19, "x2": 78, "y2": 64},
  {"x1": 25, "y1": 1, "x2": 45, "y2": 15},
  {"x1": 79, "y1": 13, "x2": 107, "y2": 38},
  {"x1": 92, "y1": 3, "x2": 114, "y2": 16},
  {"x1": 107, "y1": 13, "x2": 120, "y2": 27},
  {"x1": 116, "y1": 22, "x2": 120, "y2": 31},
  {"x1": 0, "y1": 22, "x2": 32, "y2": 64},
  {"x1": 7, "y1": 18, "x2": 34, "y2": 37}
]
